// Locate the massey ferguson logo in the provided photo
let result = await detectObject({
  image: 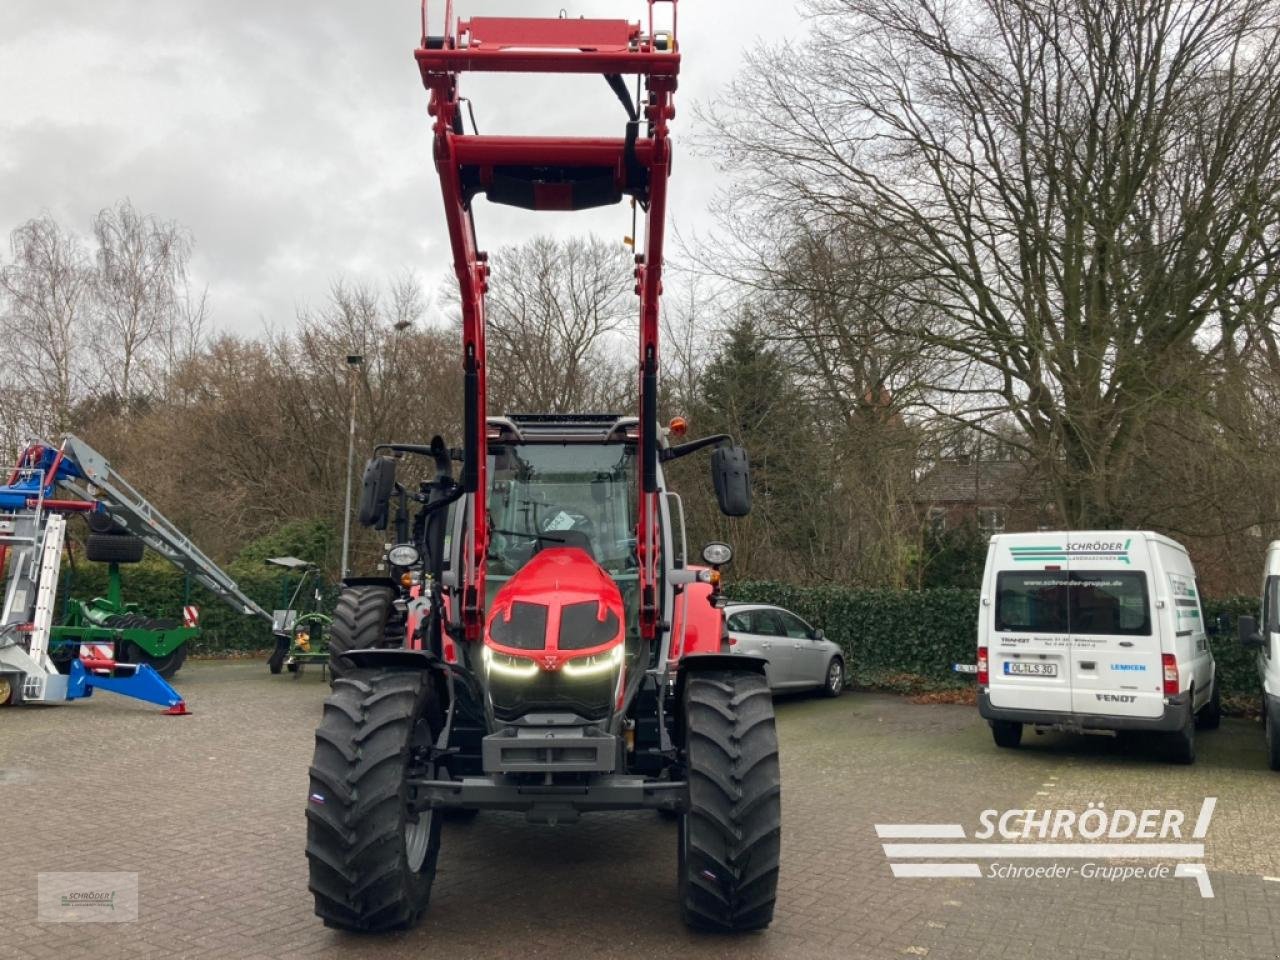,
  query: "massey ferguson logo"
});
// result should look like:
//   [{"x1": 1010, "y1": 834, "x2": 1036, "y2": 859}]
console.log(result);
[
  {"x1": 541, "y1": 654, "x2": 560, "y2": 671},
  {"x1": 1096, "y1": 693, "x2": 1136, "y2": 703}
]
